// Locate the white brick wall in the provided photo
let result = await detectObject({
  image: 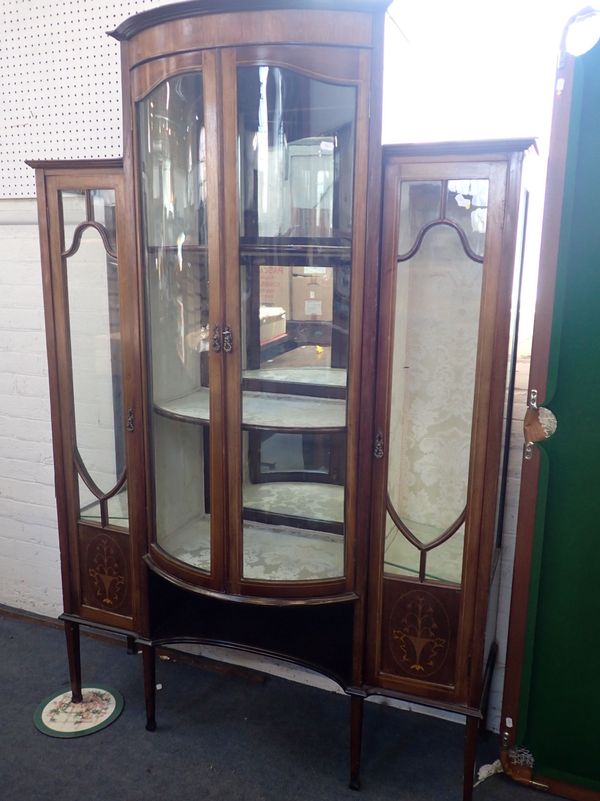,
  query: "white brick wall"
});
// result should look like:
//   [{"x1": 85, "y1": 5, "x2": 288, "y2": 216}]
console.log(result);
[{"x1": 0, "y1": 199, "x2": 62, "y2": 616}]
